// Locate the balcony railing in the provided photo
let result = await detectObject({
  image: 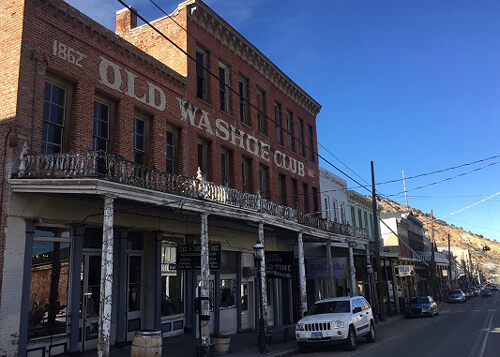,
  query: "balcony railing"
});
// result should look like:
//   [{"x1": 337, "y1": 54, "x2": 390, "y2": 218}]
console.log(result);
[{"x1": 16, "y1": 148, "x2": 368, "y2": 240}]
